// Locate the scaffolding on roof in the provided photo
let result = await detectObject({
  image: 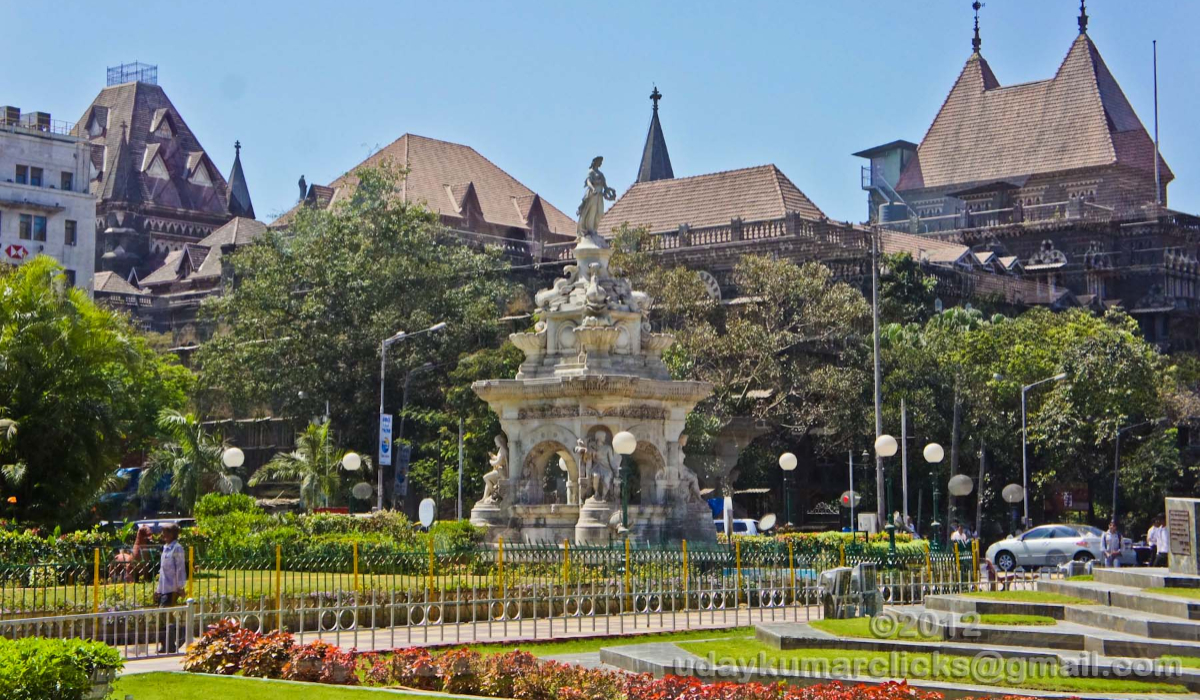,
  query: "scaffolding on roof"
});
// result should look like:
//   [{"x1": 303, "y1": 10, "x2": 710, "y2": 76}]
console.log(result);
[{"x1": 107, "y1": 62, "x2": 158, "y2": 86}]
